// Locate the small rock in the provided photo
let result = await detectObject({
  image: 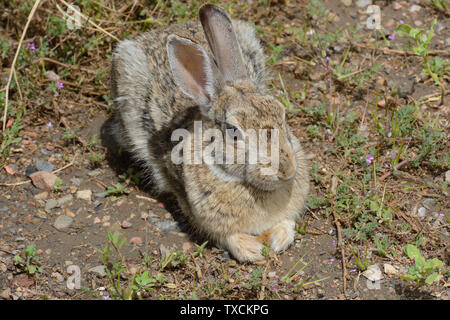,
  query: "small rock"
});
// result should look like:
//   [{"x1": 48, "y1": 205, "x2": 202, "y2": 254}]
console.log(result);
[
  {"x1": 57, "y1": 194, "x2": 73, "y2": 207},
  {"x1": 94, "y1": 192, "x2": 106, "y2": 199},
  {"x1": 121, "y1": 220, "x2": 132, "y2": 229},
  {"x1": 54, "y1": 215, "x2": 73, "y2": 230},
  {"x1": 445, "y1": 38, "x2": 450, "y2": 47},
  {"x1": 76, "y1": 190, "x2": 92, "y2": 201},
  {"x1": 130, "y1": 237, "x2": 143, "y2": 245},
  {"x1": 30, "y1": 171, "x2": 58, "y2": 191},
  {"x1": 93, "y1": 217, "x2": 101, "y2": 224},
  {"x1": 88, "y1": 170, "x2": 102, "y2": 177},
  {"x1": 356, "y1": 0, "x2": 372, "y2": 8},
  {"x1": 377, "y1": 100, "x2": 386, "y2": 108},
  {"x1": 45, "y1": 70, "x2": 60, "y2": 81},
  {"x1": 422, "y1": 198, "x2": 437, "y2": 210},
  {"x1": 182, "y1": 242, "x2": 192, "y2": 253},
  {"x1": 385, "y1": 19, "x2": 395, "y2": 28},
  {"x1": 154, "y1": 221, "x2": 179, "y2": 232},
  {"x1": 34, "y1": 191, "x2": 48, "y2": 200},
  {"x1": 340, "y1": 0, "x2": 352, "y2": 6},
  {"x1": 88, "y1": 265, "x2": 106, "y2": 278},
  {"x1": 414, "y1": 20, "x2": 423, "y2": 27},
  {"x1": 268, "y1": 271, "x2": 276, "y2": 278},
  {"x1": 409, "y1": 4, "x2": 421, "y2": 12},
  {"x1": 221, "y1": 251, "x2": 231, "y2": 261},
  {"x1": 445, "y1": 170, "x2": 450, "y2": 184},
  {"x1": 35, "y1": 161, "x2": 54, "y2": 172},
  {"x1": 393, "y1": 2, "x2": 402, "y2": 10},
  {"x1": 350, "y1": 13, "x2": 358, "y2": 19},
  {"x1": 45, "y1": 199, "x2": 58, "y2": 211},
  {"x1": 0, "y1": 289, "x2": 11, "y2": 300},
  {"x1": 362, "y1": 264, "x2": 383, "y2": 282},
  {"x1": 51, "y1": 272, "x2": 65, "y2": 283},
  {"x1": 70, "y1": 177, "x2": 81, "y2": 186},
  {"x1": 383, "y1": 264, "x2": 398, "y2": 275},
  {"x1": 417, "y1": 207, "x2": 426, "y2": 217}
]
